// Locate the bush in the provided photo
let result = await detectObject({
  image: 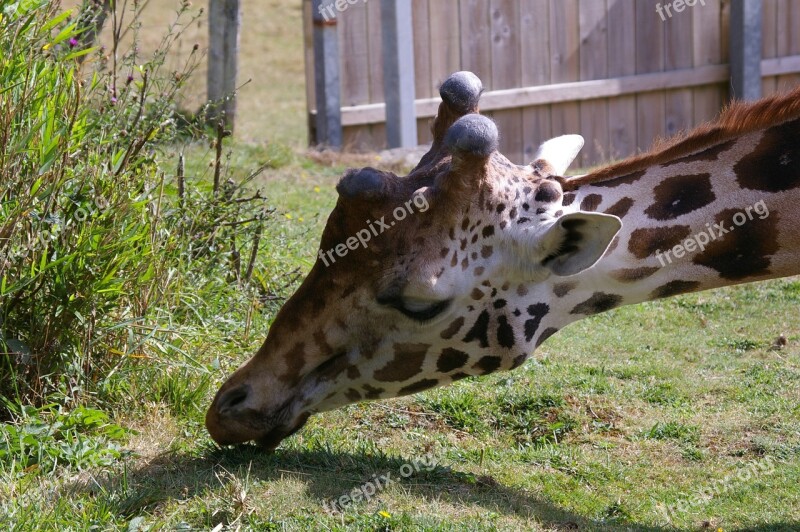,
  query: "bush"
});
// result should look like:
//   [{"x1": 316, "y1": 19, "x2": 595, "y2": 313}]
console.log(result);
[{"x1": 0, "y1": 0, "x2": 276, "y2": 412}]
